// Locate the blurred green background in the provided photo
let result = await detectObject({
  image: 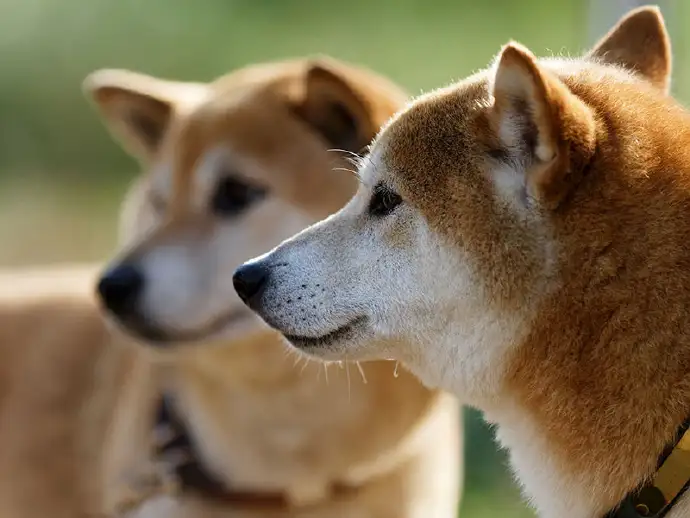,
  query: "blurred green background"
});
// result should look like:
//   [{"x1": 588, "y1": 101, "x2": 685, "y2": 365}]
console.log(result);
[{"x1": 0, "y1": 0, "x2": 685, "y2": 516}]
